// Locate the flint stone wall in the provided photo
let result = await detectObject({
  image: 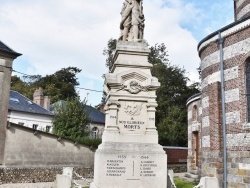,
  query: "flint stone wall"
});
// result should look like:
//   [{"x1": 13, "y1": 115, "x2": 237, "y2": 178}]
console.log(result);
[
  {"x1": 0, "y1": 166, "x2": 93, "y2": 184},
  {"x1": 0, "y1": 123, "x2": 95, "y2": 184},
  {"x1": 168, "y1": 164, "x2": 187, "y2": 173}
]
